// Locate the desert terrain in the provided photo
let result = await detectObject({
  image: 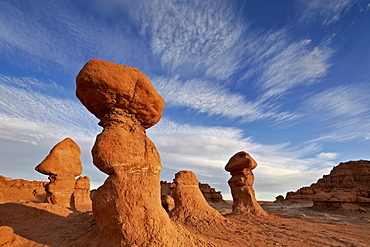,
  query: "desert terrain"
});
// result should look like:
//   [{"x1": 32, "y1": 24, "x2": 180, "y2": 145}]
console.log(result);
[{"x1": 0, "y1": 199, "x2": 369, "y2": 246}]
